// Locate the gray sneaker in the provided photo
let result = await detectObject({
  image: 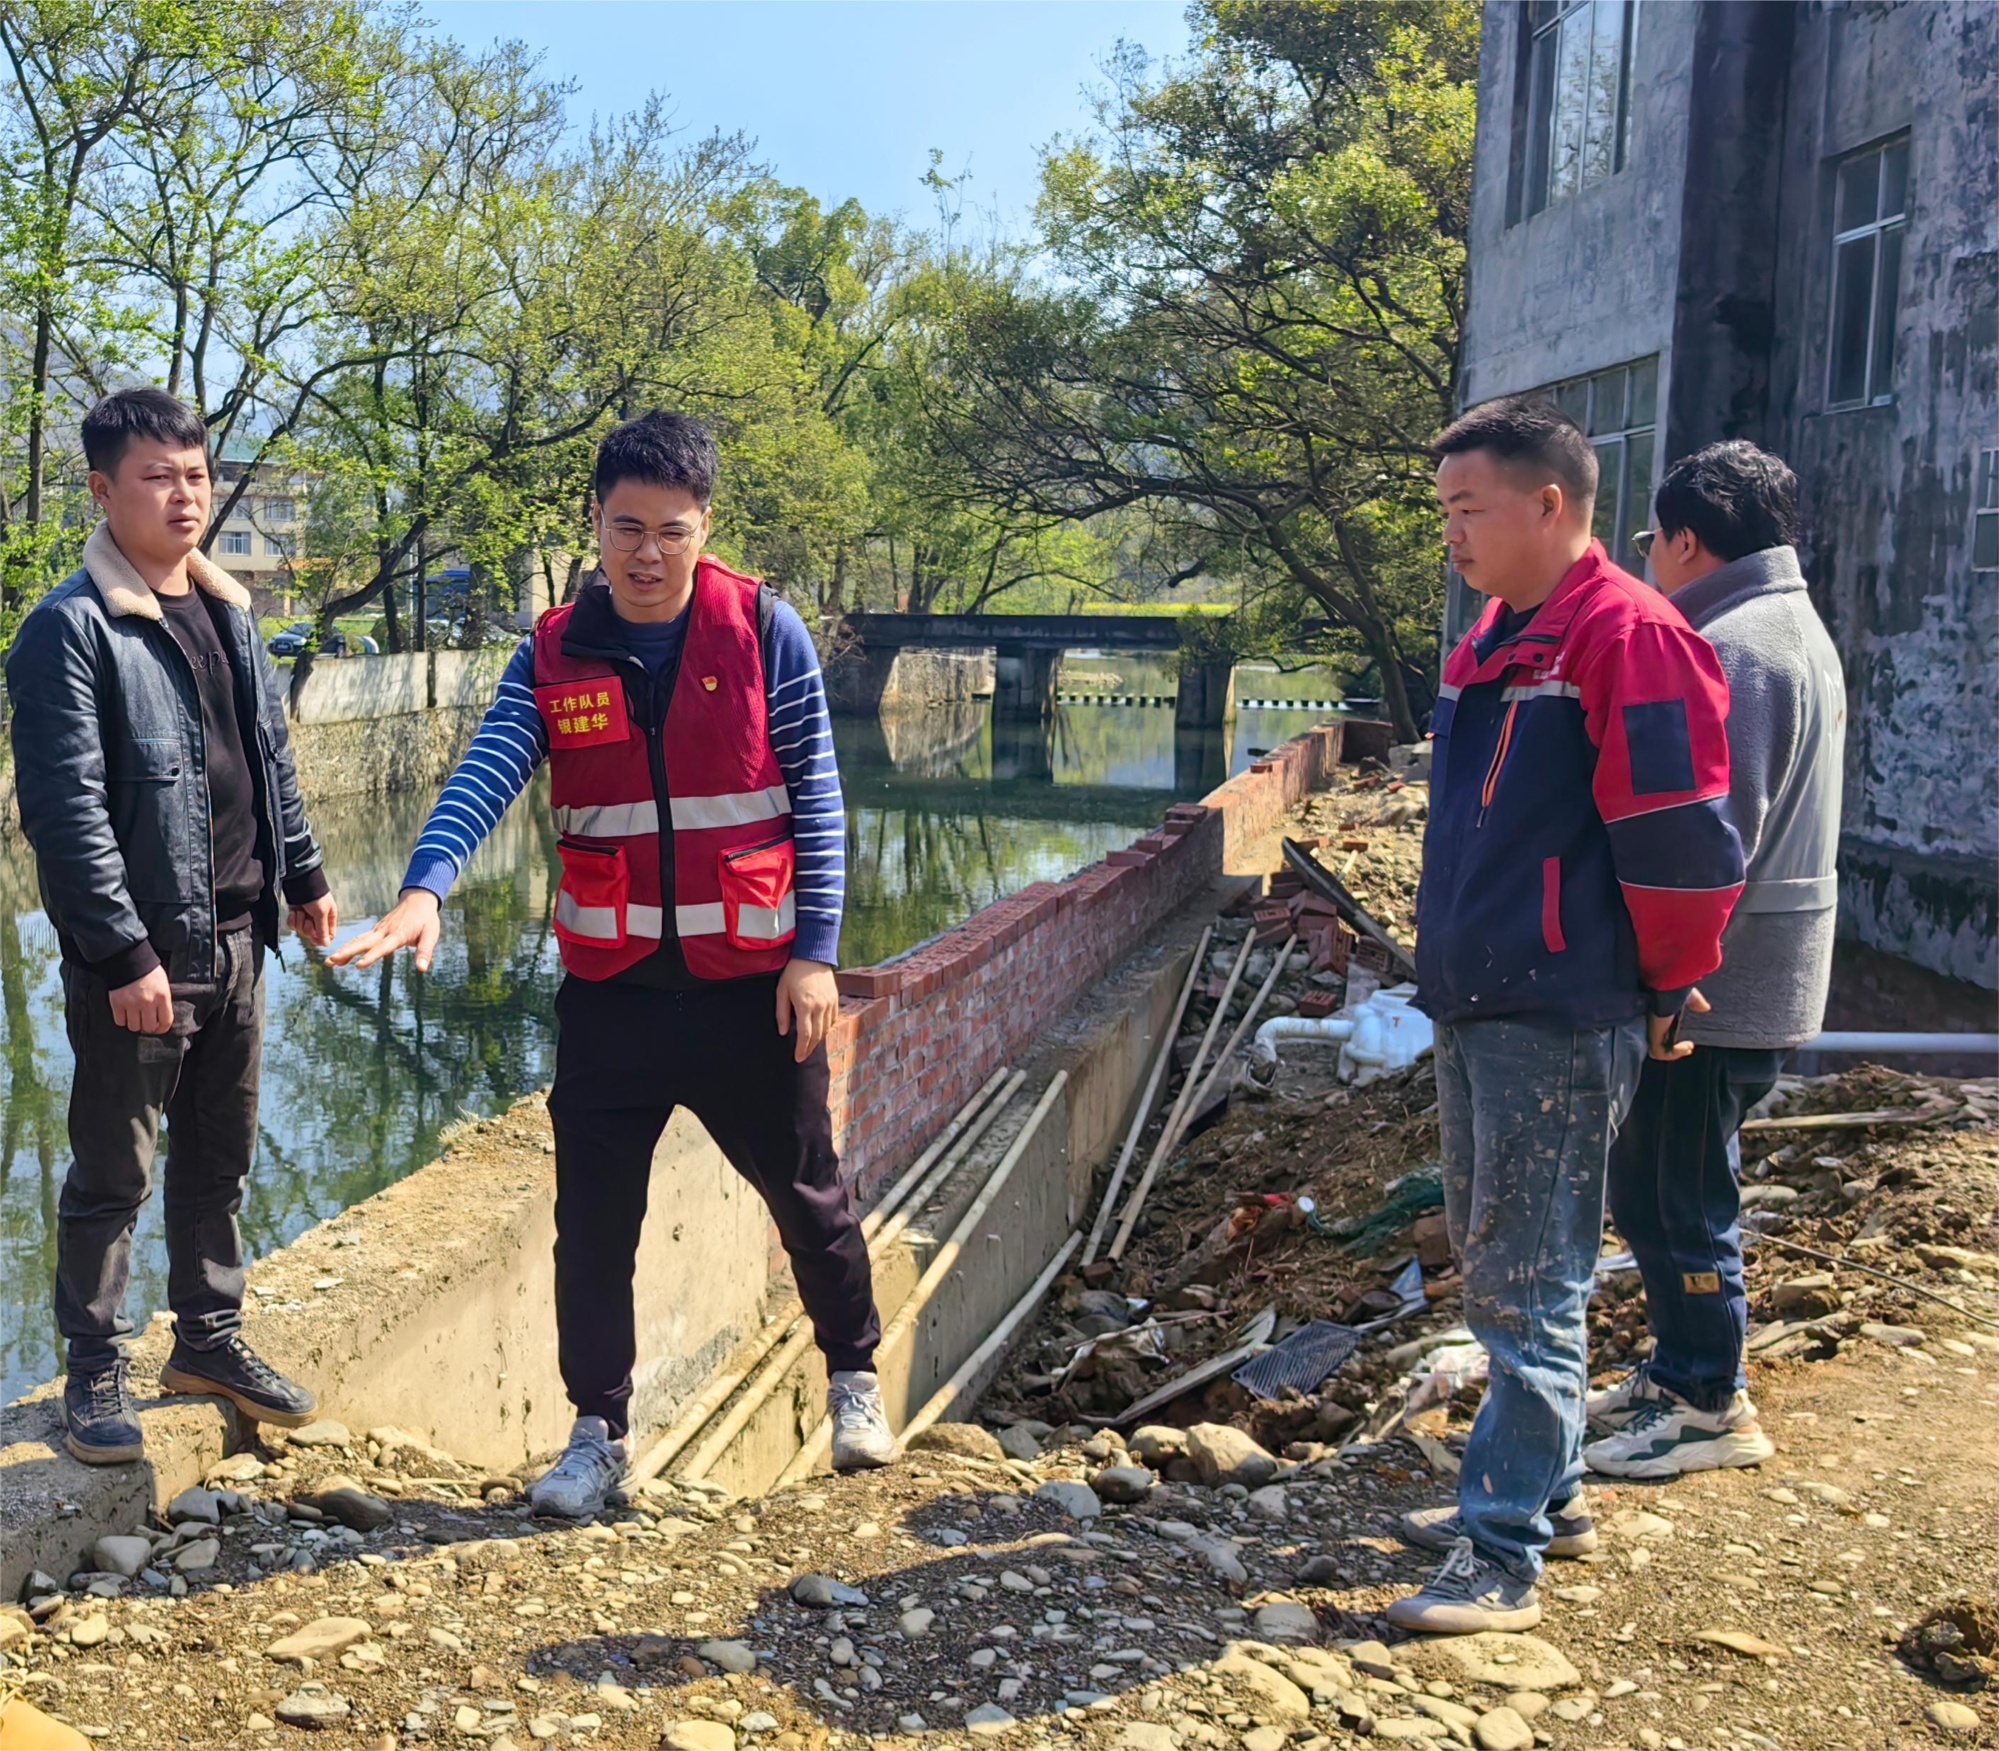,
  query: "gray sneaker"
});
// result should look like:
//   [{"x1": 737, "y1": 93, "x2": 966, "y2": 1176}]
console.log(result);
[
  {"x1": 828, "y1": 1370, "x2": 896, "y2": 1472},
  {"x1": 528, "y1": 1415, "x2": 627, "y2": 1519},
  {"x1": 1402, "y1": 1492, "x2": 1598, "y2": 1558},
  {"x1": 1385, "y1": 1536, "x2": 1542, "y2": 1634}
]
